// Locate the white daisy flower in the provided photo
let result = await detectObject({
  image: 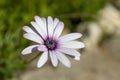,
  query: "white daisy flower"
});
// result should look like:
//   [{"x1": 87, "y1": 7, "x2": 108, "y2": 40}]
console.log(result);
[{"x1": 21, "y1": 16, "x2": 85, "y2": 68}]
